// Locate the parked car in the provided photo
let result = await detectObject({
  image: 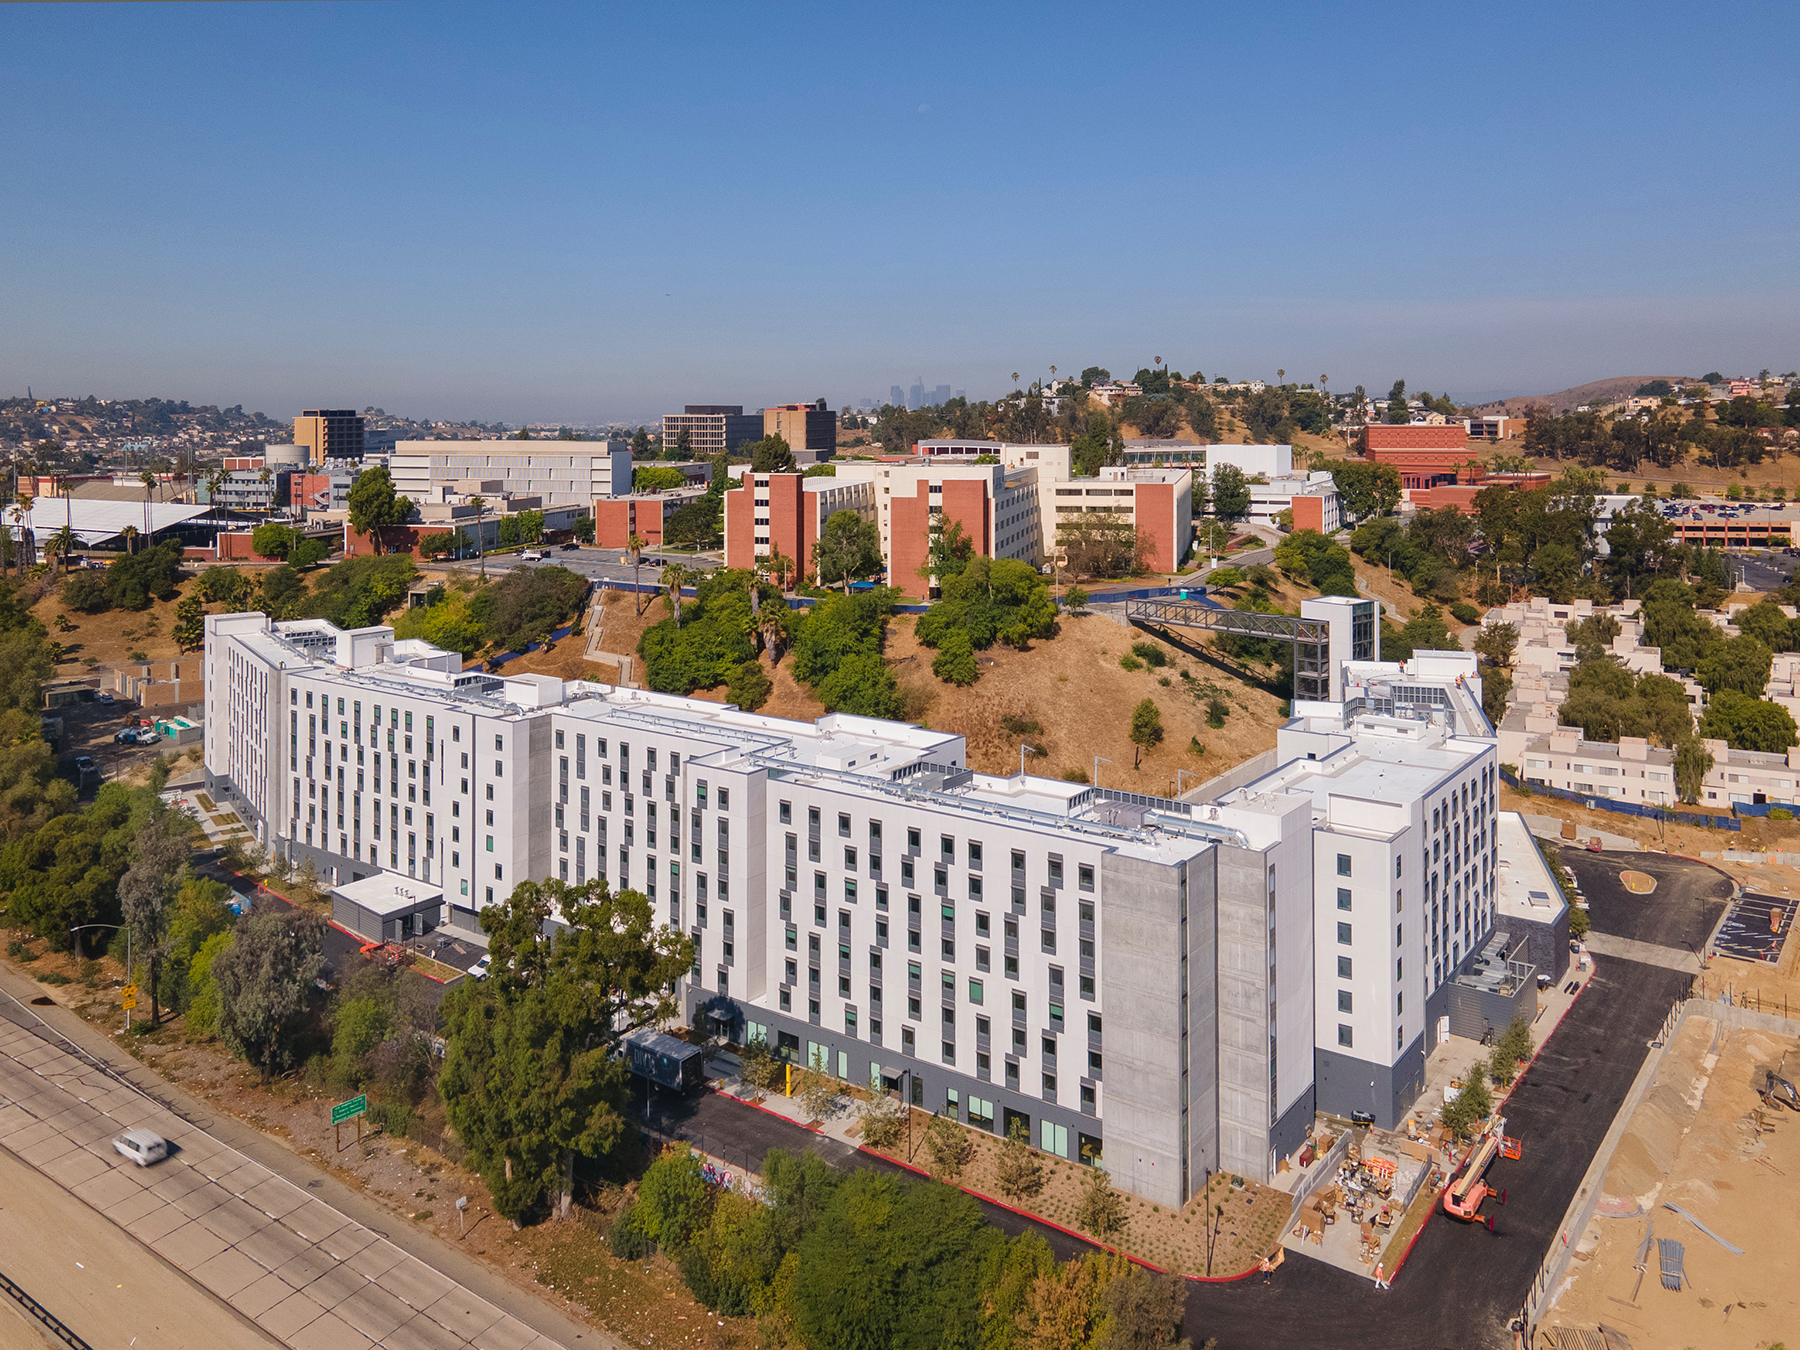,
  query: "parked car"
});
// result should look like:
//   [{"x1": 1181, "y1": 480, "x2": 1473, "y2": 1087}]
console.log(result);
[
  {"x1": 114, "y1": 728, "x2": 140, "y2": 744},
  {"x1": 561, "y1": 541, "x2": 581, "y2": 551},
  {"x1": 74, "y1": 755, "x2": 97, "y2": 775},
  {"x1": 97, "y1": 691, "x2": 115, "y2": 706},
  {"x1": 112, "y1": 1128, "x2": 169, "y2": 1167},
  {"x1": 521, "y1": 550, "x2": 544, "y2": 562},
  {"x1": 135, "y1": 729, "x2": 162, "y2": 745},
  {"x1": 467, "y1": 953, "x2": 492, "y2": 980}
]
